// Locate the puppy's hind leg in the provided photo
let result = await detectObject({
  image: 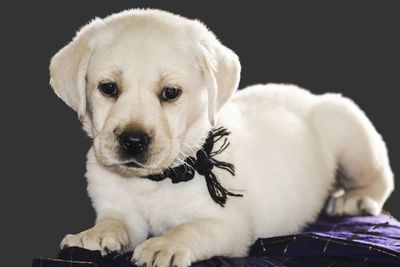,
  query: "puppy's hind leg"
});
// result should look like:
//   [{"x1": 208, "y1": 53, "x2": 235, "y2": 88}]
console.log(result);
[{"x1": 312, "y1": 94, "x2": 394, "y2": 216}]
